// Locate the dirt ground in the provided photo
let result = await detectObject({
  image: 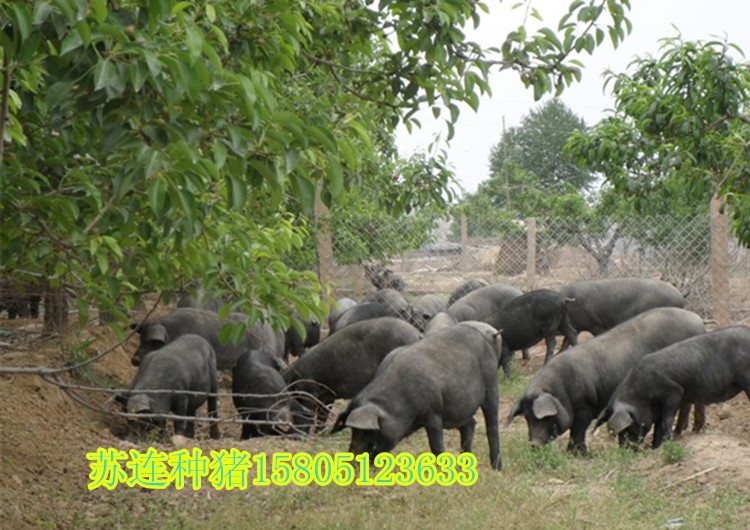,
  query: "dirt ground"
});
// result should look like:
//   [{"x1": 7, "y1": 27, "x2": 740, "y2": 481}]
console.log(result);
[{"x1": 2, "y1": 315, "x2": 750, "y2": 529}]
